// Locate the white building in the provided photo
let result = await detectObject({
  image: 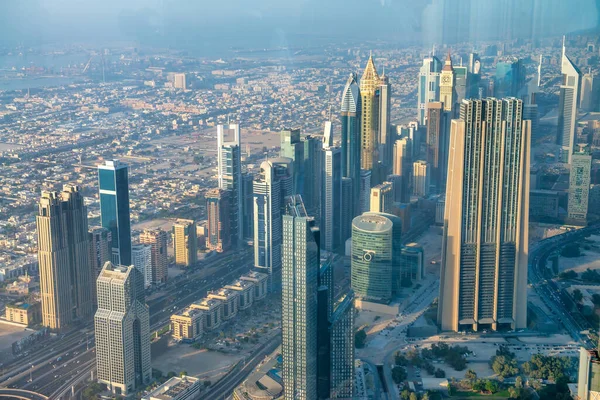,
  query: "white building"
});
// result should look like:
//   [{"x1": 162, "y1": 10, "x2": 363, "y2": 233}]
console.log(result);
[{"x1": 131, "y1": 244, "x2": 152, "y2": 288}]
